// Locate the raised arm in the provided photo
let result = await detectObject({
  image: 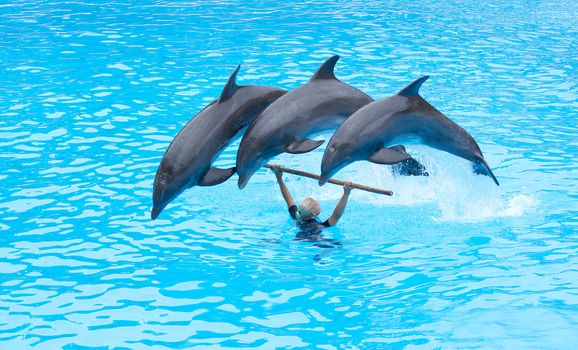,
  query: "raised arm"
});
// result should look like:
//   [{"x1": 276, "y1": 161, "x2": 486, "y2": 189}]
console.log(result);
[
  {"x1": 326, "y1": 182, "x2": 352, "y2": 226},
  {"x1": 271, "y1": 165, "x2": 295, "y2": 208}
]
